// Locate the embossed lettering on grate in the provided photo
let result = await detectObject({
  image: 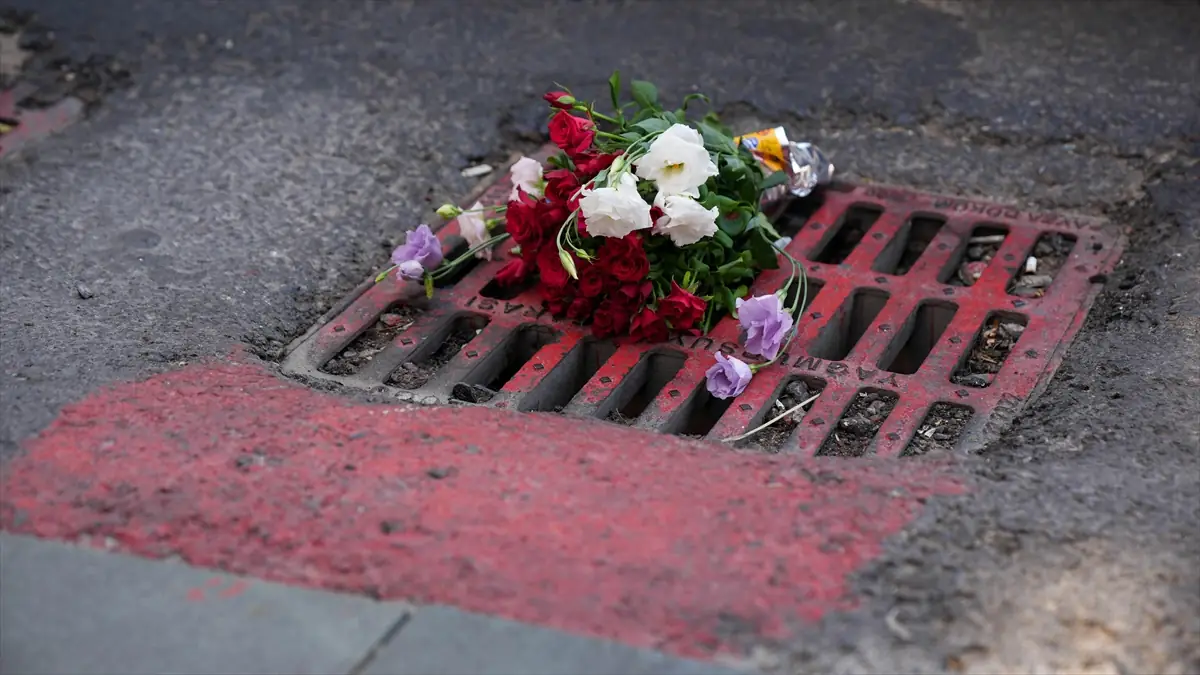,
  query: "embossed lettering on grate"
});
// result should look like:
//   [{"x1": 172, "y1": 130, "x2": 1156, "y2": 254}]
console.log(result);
[{"x1": 282, "y1": 153, "x2": 1125, "y2": 457}]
